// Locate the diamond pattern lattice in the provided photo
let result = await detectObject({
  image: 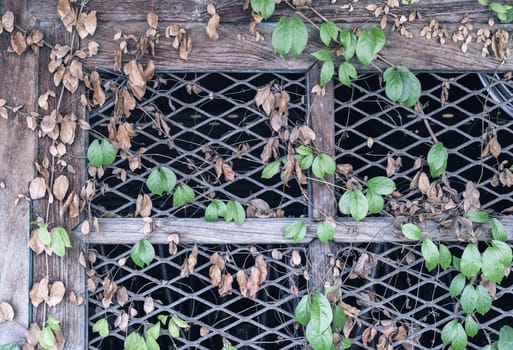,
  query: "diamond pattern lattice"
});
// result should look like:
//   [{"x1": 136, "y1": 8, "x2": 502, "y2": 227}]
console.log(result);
[
  {"x1": 89, "y1": 72, "x2": 309, "y2": 218},
  {"x1": 335, "y1": 72, "x2": 513, "y2": 212},
  {"x1": 88, "y1": 244, "x2": 307, "y2": 350}
]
